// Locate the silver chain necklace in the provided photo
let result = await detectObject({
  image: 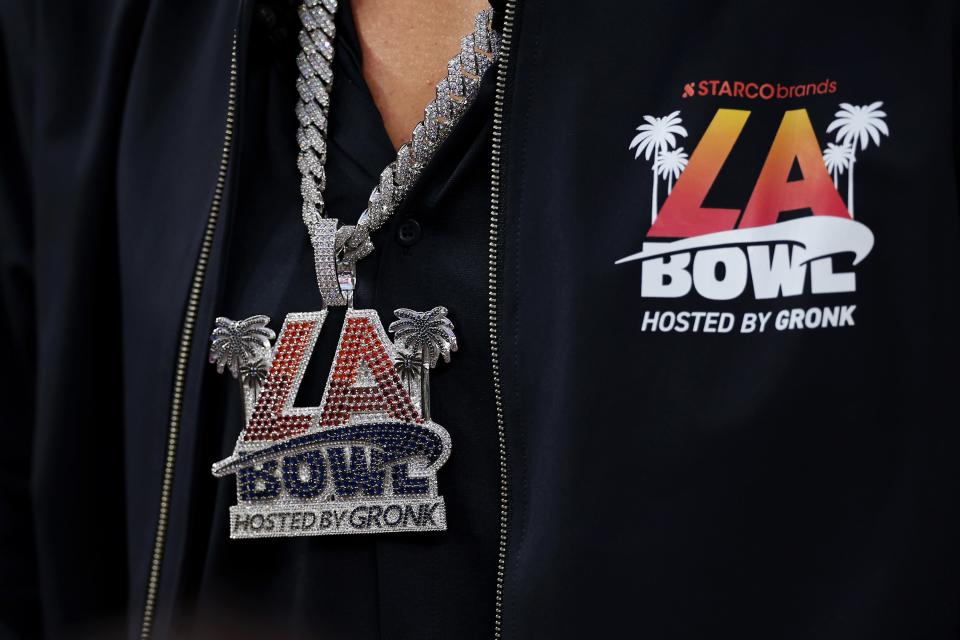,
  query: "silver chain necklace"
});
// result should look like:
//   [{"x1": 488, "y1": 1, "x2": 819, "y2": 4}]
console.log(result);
[
  {"x1": 297, "y1": 0, "x2": 498, "y2": 306},
  {"x1": 207, "y1": 2, "x2": 499, "y2": 540}
]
